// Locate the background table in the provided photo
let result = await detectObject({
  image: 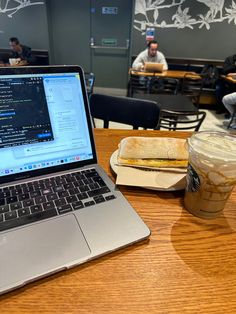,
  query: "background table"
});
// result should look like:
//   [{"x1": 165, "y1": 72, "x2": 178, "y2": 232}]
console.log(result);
[
  {"x1": 139, "y1": 94, "x2": 198, "y2": 112},
  {"x1": 222, "y1": 74, "x2": 236, "y2": 84},
  {"x1": 1, "y1": 129, "x2": 236, "y2": 313},
  {"x1": 130, "y1": 69, "x2": 201, "y2": 79}
]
